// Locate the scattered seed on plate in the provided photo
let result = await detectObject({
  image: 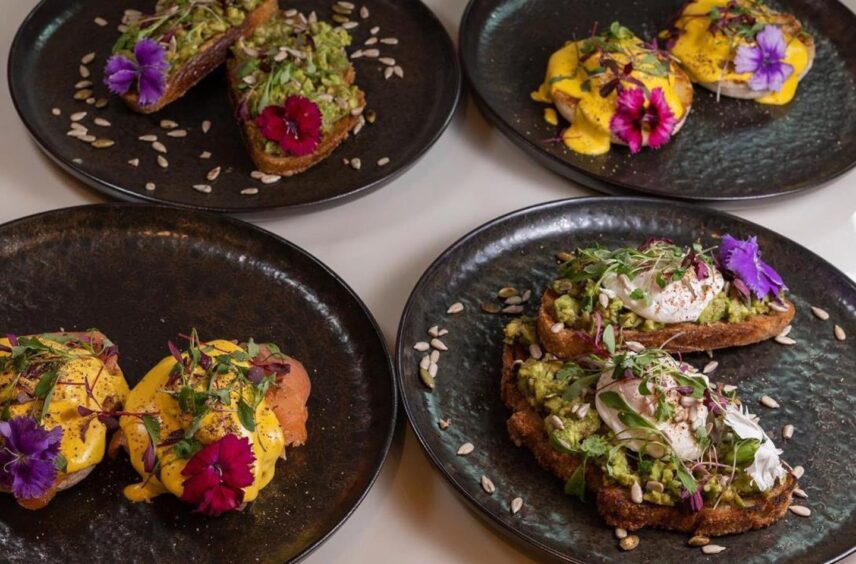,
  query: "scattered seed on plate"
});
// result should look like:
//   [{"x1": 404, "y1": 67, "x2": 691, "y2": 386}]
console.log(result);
[
  {"x1": 789, "y1": 505, "x2": 811, "y2": 517},
  {"x1": 200, "y1": 151, "x2": 212, "y2": 159},
  {"x1": 502, "y1": 305, "x2": 524, "y2": 314},
  {"x1": 139, "y1": 134, "x2": 158, "y2": 142},
  {"x1": 261, "y1": 174, "x2": 281, "y2": 184},
  {"x1": 51, "y1": 107, "x2": 61, "y2": 116},
  {"x1": 481, "y1": 303, "x2": 501, "y2": 314},
  {"x1": 447, "y1": 302, "x2": 464, "y2": 314},
  {"x1": 419, "y1": 368, "x2": 435, "y2": 390},
  {"x1": 333, "y1": 4, "x2": 352, "y2": 15},
  {"x1": 430, "y1": 338, "x2": 448, "y2": 351},
  {"x1": 72, "y1": 158, "x2": 83, "y2": 164},
  {"x1": 619, "y1": 535, "x2": 639, "y2": 551},
  {"x1": 67, "y1": 129, "x2": 85, "y2": 138},
  {"x1": 201, "y1": 120, "x2": 212, "y2": 133},
  {"x1": 193, "y1": 184, "x2": 212, "y2": 194},
  {"x1": 811, "y1": 306, "x2": 830, "y2": 321},
  {"x1": 505, "y1": 295, "x2": 523, "y2": 306},
  {"x1": 427, "y1": 325, "x2": 440, "y2": 338},
  {"x1": 379, "y1": 57, "x2": 396, "y2": 66},
  {"x1": 722, "y1": 384, "x2": 737, "y2": 393},
  {"x1": 366, "y1": 110, "x2": 377, "y2": 124},
  {"x1": 75, "y1": 80, "x2": 93, "y2": 89},
  {"x1": 86, "y1": 97, "x2": 96, "y2": 105},
  {"x1": 91, "y1": 139, "x2": 115, "y2": 149},
  {"x1": 94, "y1": 17, "x2": 108, "y2": 26},
  {"x1": 775, "y1": 335, "x2": 796, "y2": 346},
  {"x1": 207, "y1": 166, "x2": 222, "y2": 182},
  {"x1": 760, "y1": 395, "x2": 780, "y2": 409},
  {"x1": 240, "y1": 187, "x2": 259, "y2": 195},
  {"x1": 94, "y1": 117, "x2": 111, "y2": 127},
  {"x1": 384, "y1": 67, "x2": 394, "y2": 80},
  {"x1": 702, "y1": 545, "x2": 726, "y2": 555},
  {"x1": 834, "y1": 325, "x2": 846, "y2": 341},
  {"x1": 375, "y1": 157, "x2": 390, "y2": 167},
  {"x1": 480, "y1": 475, "x2": 496, "y2": 494},
  {"x1": 342, "y1": 21, "x2": 359, "y2": 30},
  {"x1": 703, "y1": 361, "x2": 718, "y2": 374},
  {"x1": 770, "y1": 301, "x2": 789, "y2": 313},
  {"x1": 457, "y1": 443, "x2": 474, "y2": 456},
  {"x1": 152, "y1": 141, "x2": 167, "y2": 153},
  {"x1": 413, "y1": 341, "x2": 430, "y2": 352},
  {"x1": 81, "y1": 52, "x2": 96, "y2": 64},
  {"x1": 160, "y1": 119, "x2": 178, "y2": 129},
  {"x1": 350, "y1": 49, "x2": 364, "y2": 59},
  {"x1": 393, "y1": 66, "x2": 404, "y2": 78},
  {"x1": 332, "y1": 14, "x2": 349, "y2": 23},
  {"x1": 74, "y1": 89, "x2": 93, "y2": 101},
  {"x1": 419, "y1": 355, "x2": 431, "y2": 371},
  {"x1": 381, "y1": 37, "x2": 399, "y2": 45},
  {"x1": 782, "y1": 424, "x2": 794, "y2": 440},
  {"x1": 438, "y1": 418, "x2": 451, "y2": 430},
  {"x1": 79, "y1": 65, "x2": 90, "y2": 78},
  {"x1": 95, "y1": 98, "x2": 109, "y2": 109},
  {"x1": 145, "y1": 182, "x2": 156, "y2": 191},
  {"x1": 362, "y1": 48, "x2": 379, "y2": 58},
  {"x1": 438, "y1": 329, "x2": 449, "y2": 337},
  {"x1": 688, "y1": 536, "x2": 710, "y2": 547},
  {"x1": 510, "y1": 497, "x2": 523, "y2": 515},
  {"x1": 793, "y1": 487, "x2": 808, "y2": 499},
  {"x1": 360, "y1": 6, "x2": 369, "y2": 18},
  {"x1": 778, "y1": 325, "x2": 792, "y2": 338},
  {"x1": 428, "y1": 362, "x2": 438, "y2": 378},
  {"x1": 792, "y1": 465, "x2": 805, "y2": 479},
  {"x1": 128, "y1": 158, "x2": 139, "y2": 167},
  {"x1": 78, "y1": 135, "x2": 96, "y2": 142},
  {"x1": 370, "y1": 25, "x2": 380, "y2": 35},
  {"x1": 364, "y1": 37, "x2": 378, "y2": 46},
  {"x1": 157, "y1": 155, "x2": 168, "y2": 168},
  {"x1": 614, "y1": 527, "x2": 628, "y2": 540},
  {"x1": 250, "y1": 170, "x2": 265, "y2": 179},
  {"x1": 167, "y1": 129, "x2": 188, "y2": 138},
  {"x1": 350, "y1": 158, "x2": 362, "y2": 170}
]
